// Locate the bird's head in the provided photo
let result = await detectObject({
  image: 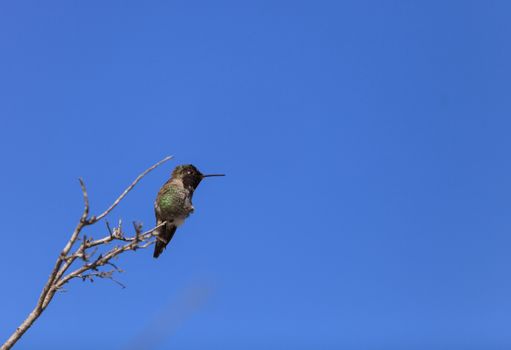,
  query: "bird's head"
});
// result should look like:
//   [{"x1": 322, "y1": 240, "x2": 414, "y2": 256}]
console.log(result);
[{"x1": 171, "y1": 164, "x2": 225, "y2": 190}]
